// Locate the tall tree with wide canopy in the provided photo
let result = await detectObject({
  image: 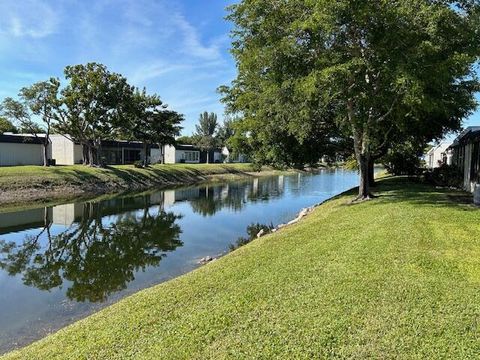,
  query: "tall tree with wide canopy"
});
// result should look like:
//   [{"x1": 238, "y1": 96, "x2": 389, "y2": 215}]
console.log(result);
[
  {"x1": 124, "y1": 88, "x2": 183, "y2": 166},
  {"x1": 194, "y1": 111, "x2": 220, "y2": 163},
  {"x1": 54, "y1": 63, "x2": 134, "y2": 166},
  {"x1": 222, "y1": 0, "x2": 480, "y2": 199}
]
